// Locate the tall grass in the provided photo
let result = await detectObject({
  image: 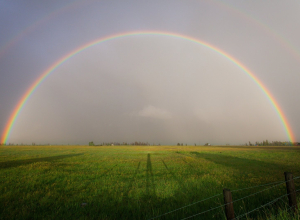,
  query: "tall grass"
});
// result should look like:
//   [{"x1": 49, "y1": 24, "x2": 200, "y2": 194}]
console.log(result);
[{"x1": 1, "y1": 145, "x2": 300, "y2": 219}]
